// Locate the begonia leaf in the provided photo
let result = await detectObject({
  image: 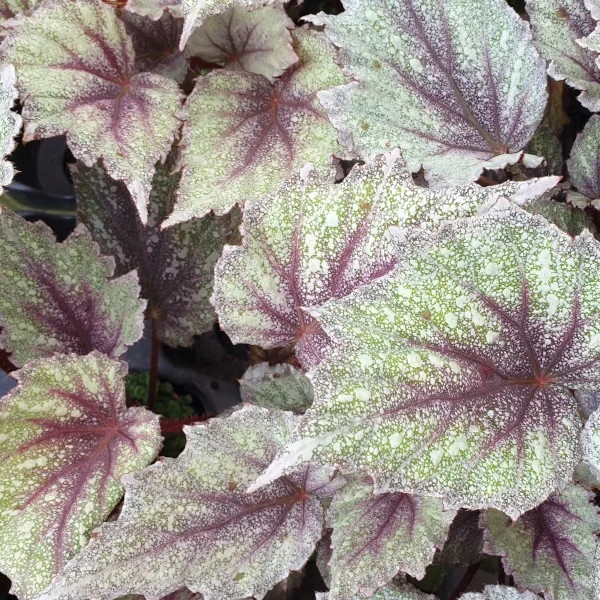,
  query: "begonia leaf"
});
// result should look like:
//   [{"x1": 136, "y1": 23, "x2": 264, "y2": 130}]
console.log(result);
[
  {"x1": 0, "y1": 63, "x2": 20, "y2": 188},
  {"x1": 307, "y1": 0, "x2": 547, "y2": 188},
  {"x1": 575, "y1": 389, "x2": 600, "y2": 419},
  {"x1": 317, "y1": 582, "x2": 434, "y2": 600},
  {"x1": 124, "y1": 0, "x2": 181, "y2": 20},
  {"x1": 567, "y1": 114, "x2": 600, "y2": 202},
  {"x1": 72, "y1": 156, "x2": 228, "y2": 348},
  {"x1": 35, "y1": 405, "x2": 341, "y2": 600},
  {"x1": 239, "y1": 362, "x2": 313, "y2": 413},
  {"x1": 252, "y1": 199, "x2": 600, "y2": 518},
  {"x1": 186, "y1": 6, "x2": 297, "y2": 82},
  {"x1": 164, "y1": 27, "x2": 346, "y2": 226},
  {"x1": 213, "y1": 150, "x2": 559, "y2": 369},
  {"x1": 0, "y1": 208, "x2": 145, "y2": 366},
  {"x1": 582, "y1": 404, "x2": 600, "y2": 478},
  {"x1": 0, "y1": 351, "x2": 161, "y2": 600},
  {"x1": 482, "y1": 483, "x2": 599, "y2": 600},
  {"x1": 0, "y1": 0, "x2": 37, "y2": 23},
  {"x1": 325, "y1": 477, "x2": 455, "y2": 600},
  {"x1": 435, "y1": 510, "x2": 485, "y2": 568},
  {"x1": 527, "y1": 0, "x2": 600, "y2": 111},
  {"x1": 0, "y1": 0, "x2": 183, "y2": 223},
  {"x1": 460, "y1": 586, "x2": 539, "y2": 600}
]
